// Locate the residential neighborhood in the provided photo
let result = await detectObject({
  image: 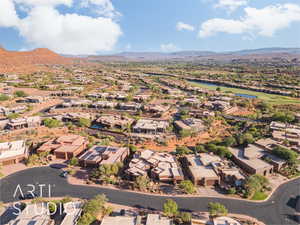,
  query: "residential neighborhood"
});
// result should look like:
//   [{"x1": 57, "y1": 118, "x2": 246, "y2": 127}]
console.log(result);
[{"x1": 0, "y1": 1, "x2": 300, "y2": 223}]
